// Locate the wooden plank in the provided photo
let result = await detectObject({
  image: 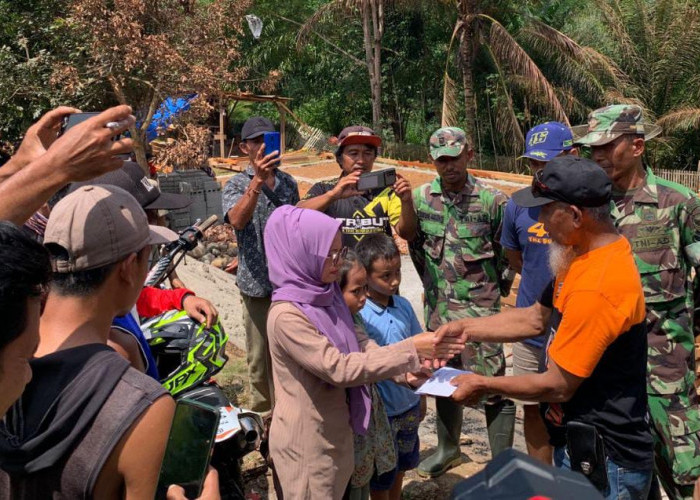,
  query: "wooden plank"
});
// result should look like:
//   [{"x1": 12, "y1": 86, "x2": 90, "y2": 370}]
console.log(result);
[
  {"x1": 278, "y1": 104, "x2": 287, "y2": 156},
  {"x1": 218, "y1": 101, "x2": 226, "y2": 159}
]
